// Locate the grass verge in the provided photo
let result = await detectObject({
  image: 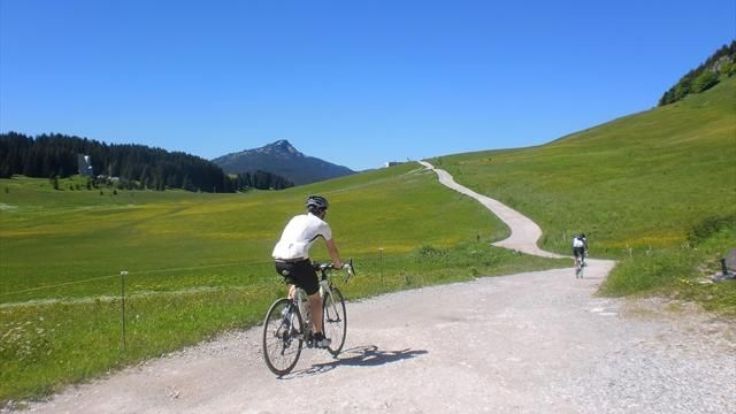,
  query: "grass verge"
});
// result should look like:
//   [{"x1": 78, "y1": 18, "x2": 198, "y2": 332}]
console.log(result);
[{"x1": 601, "y1": 217, "x2": 736, "y2": 315}]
